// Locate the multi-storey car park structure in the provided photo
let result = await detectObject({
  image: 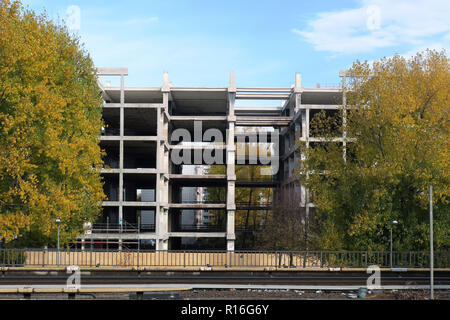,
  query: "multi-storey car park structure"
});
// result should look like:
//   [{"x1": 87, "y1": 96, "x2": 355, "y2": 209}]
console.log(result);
[{"x1": 76, "y1": 68, "x2": 346, "y2": 251}]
